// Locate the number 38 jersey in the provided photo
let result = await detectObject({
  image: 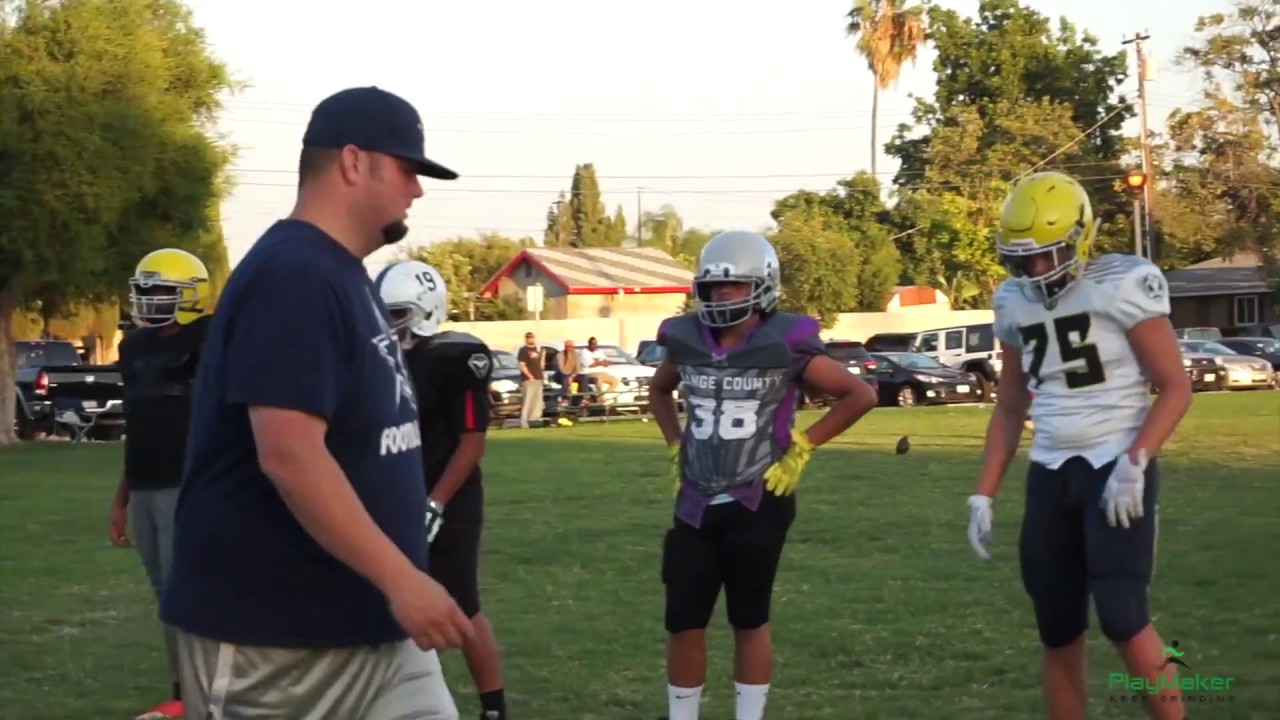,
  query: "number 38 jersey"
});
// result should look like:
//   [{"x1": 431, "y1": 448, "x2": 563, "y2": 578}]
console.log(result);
[
  {"x1": 656, "y1": 312, "x2": 825, "y2": 527},
  {"x1": 993, "y1": 253, "x2": 1171, "y2": 470}
]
